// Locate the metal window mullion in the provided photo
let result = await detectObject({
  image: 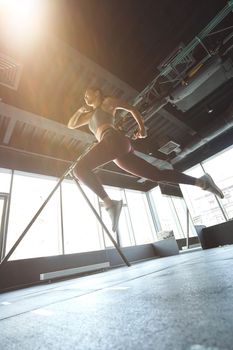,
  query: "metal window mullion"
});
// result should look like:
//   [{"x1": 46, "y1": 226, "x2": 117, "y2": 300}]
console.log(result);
[
  {"x1": 142, "y1": 194, "x2": 156, "y2": 241},
  {"x1": 123, "y1": 189, "x2": 136, "y2": 246},
  {"x1": 146, "y1": 191, "x2": 162, "y2": 235},
  {"x1": 146, "y1": 192, "x2": 161, "y2": 240},
  {"x1": 0, "y1": 195, "x2": 8, "y2": 261},
  {"x1": 169, "y1": 197, "x2": 185, "y2": 238},
  {"x1": 59, "y1": 184, "x2": 65, "y2": 255},
  {"x1": 98, "y1": 199, "x2": 108, "y2": 249},
  {"x1": 182, "y1": 197, "x2": 198, "y2": 237},
  {"x1": 97, "y1": 196, "x2": 106, "y2": 250},
  {"x1": 1, "y1": 169, "x2": 14, "y2": 259}
]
